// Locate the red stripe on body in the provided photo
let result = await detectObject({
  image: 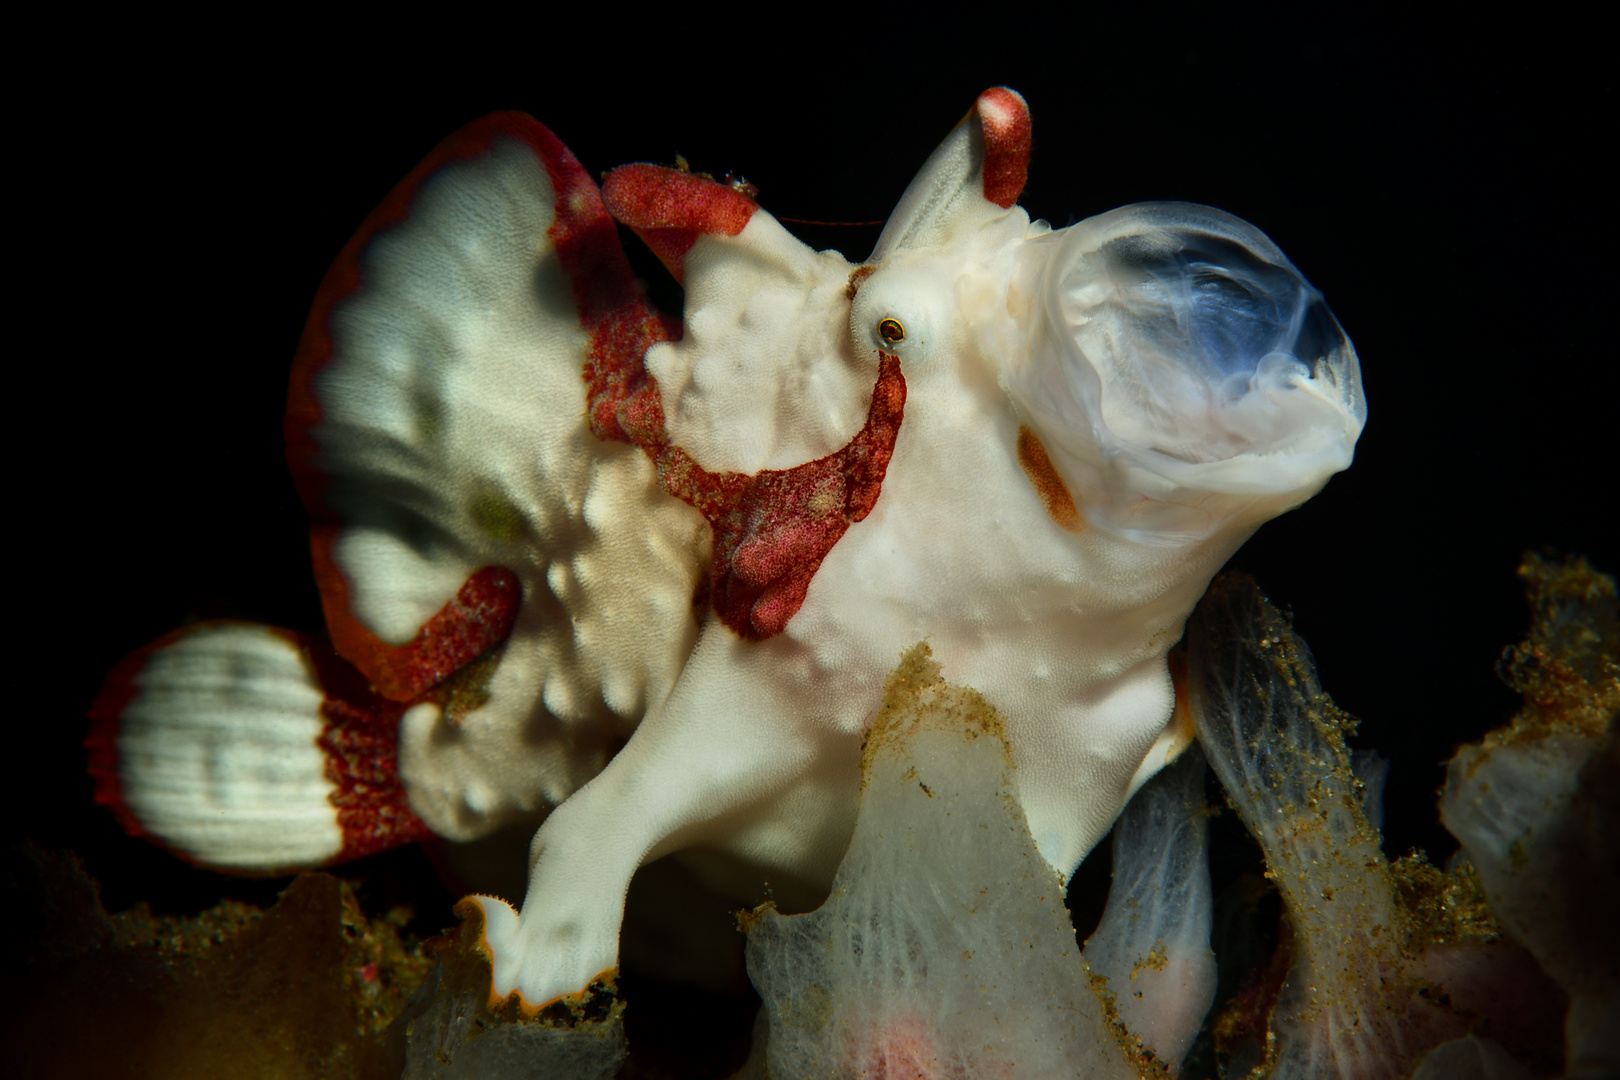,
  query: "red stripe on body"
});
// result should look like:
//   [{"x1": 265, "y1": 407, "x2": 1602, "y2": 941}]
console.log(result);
[
  {"x1": 541, "y1": 125, "x2": 907, "y2": 640},
  {"x1": 578, "y1": 350, "x2": 905, "y2": 641},
  {"x1": 976, "y1": 87, "x2": 1031, "y2": 209},
  {"x1": 683, "y1": 353, "x2": 905, "y2": 639},
  {"x1": 562, "y1": 170, "x2": 906, "y2": 638}
]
